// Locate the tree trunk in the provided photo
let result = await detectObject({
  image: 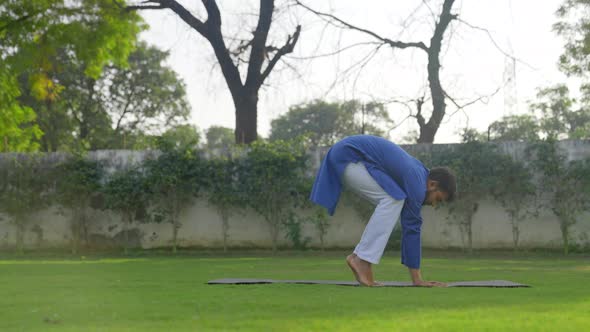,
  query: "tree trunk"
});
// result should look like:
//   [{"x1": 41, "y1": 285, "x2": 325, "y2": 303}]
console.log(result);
[
  {"x1": 467, "y1": 222, "x2": 473, "y2": 253},
  {"x1": 417, "y1": 46, "x2": 446, "y2": 143},
  {"x1": 417, "y1": 123, "x2": 439, "y2": 144},
  {"x1": 221, "y1": 211, "x2": 230, "y2": 252},
  {"x1": 233, "y1": 91, "x2": 259, "y2": 144},
  {"x1": 512, "y1": 224, "x2": 520, "y2": 251},
  {"x1": 172, "y1": 219, "x2": 179, "y2": 254},
  {"x1": 416, "y1": 0, "x2": 456, "y2": 143},
  {"x1": 82, "y1": 211, "x2": 89, "y2": 248},
  {"x1": 271, "y1": 224, "x2": 279, "y2": 253},
  {"x1": 40, "y1": 99, "x2": 60, "y2": 152},
  {"x1": 512, "y1": 222, "x2": 520, "y2": 252},
  {"x1": 269, "y1": 213, "x2": 280, "y2": 253},
  {"x1": 15, "y1": 215, "x2": 25, "y2": 254},
  {"x1": 71, "y1": 209, "x2": 80, "y2": 255},
  {"x1": 172, "y1": 198, "x2": 181, "y2": 253},
  {"x1": 561, "y1": 222, "x2": 569, "y2": 255},
  {"x1": 123, "y1": 213, "x2": 130, "y2": 255}
]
